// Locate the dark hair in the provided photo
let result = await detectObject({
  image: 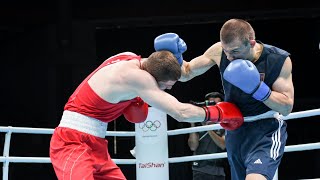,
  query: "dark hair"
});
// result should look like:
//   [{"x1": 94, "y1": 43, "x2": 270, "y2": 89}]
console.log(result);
[
  {"x1": 205, "y1": 92, "x2": 224, "y2": 101},
  {"x1": 144, "y1": 51, "x2": 181, "y2": 82}
]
